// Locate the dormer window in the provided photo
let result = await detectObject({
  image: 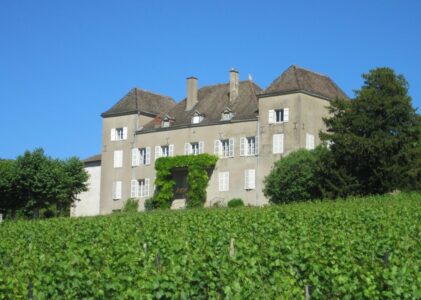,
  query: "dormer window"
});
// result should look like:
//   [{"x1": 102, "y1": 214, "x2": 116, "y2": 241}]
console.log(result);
[
  {"x1": 221, "y1": 107, "x2": 233, "y2": 121},
  {"x1": 191, "y1": 111, "x2": 204, "y2": 124},
  {"x1": 161, "y1": 114, "x2": 174, "y2": 128}
]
